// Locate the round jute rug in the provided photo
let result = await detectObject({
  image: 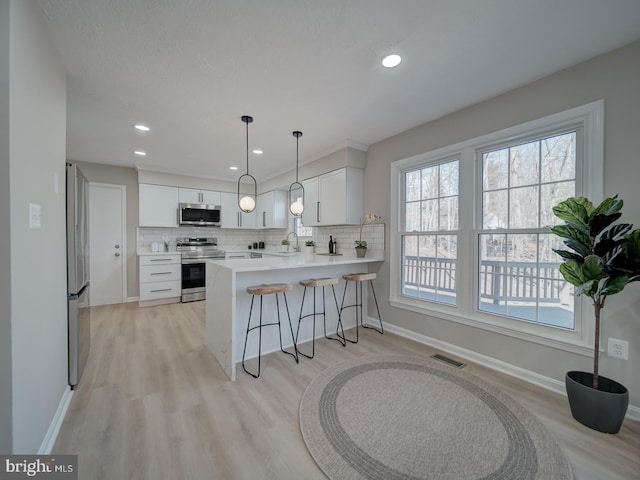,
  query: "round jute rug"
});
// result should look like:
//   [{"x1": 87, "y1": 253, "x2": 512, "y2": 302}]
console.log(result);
[{"x1": 299, "y1": 355, "x2": 572, "y2": 480}]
